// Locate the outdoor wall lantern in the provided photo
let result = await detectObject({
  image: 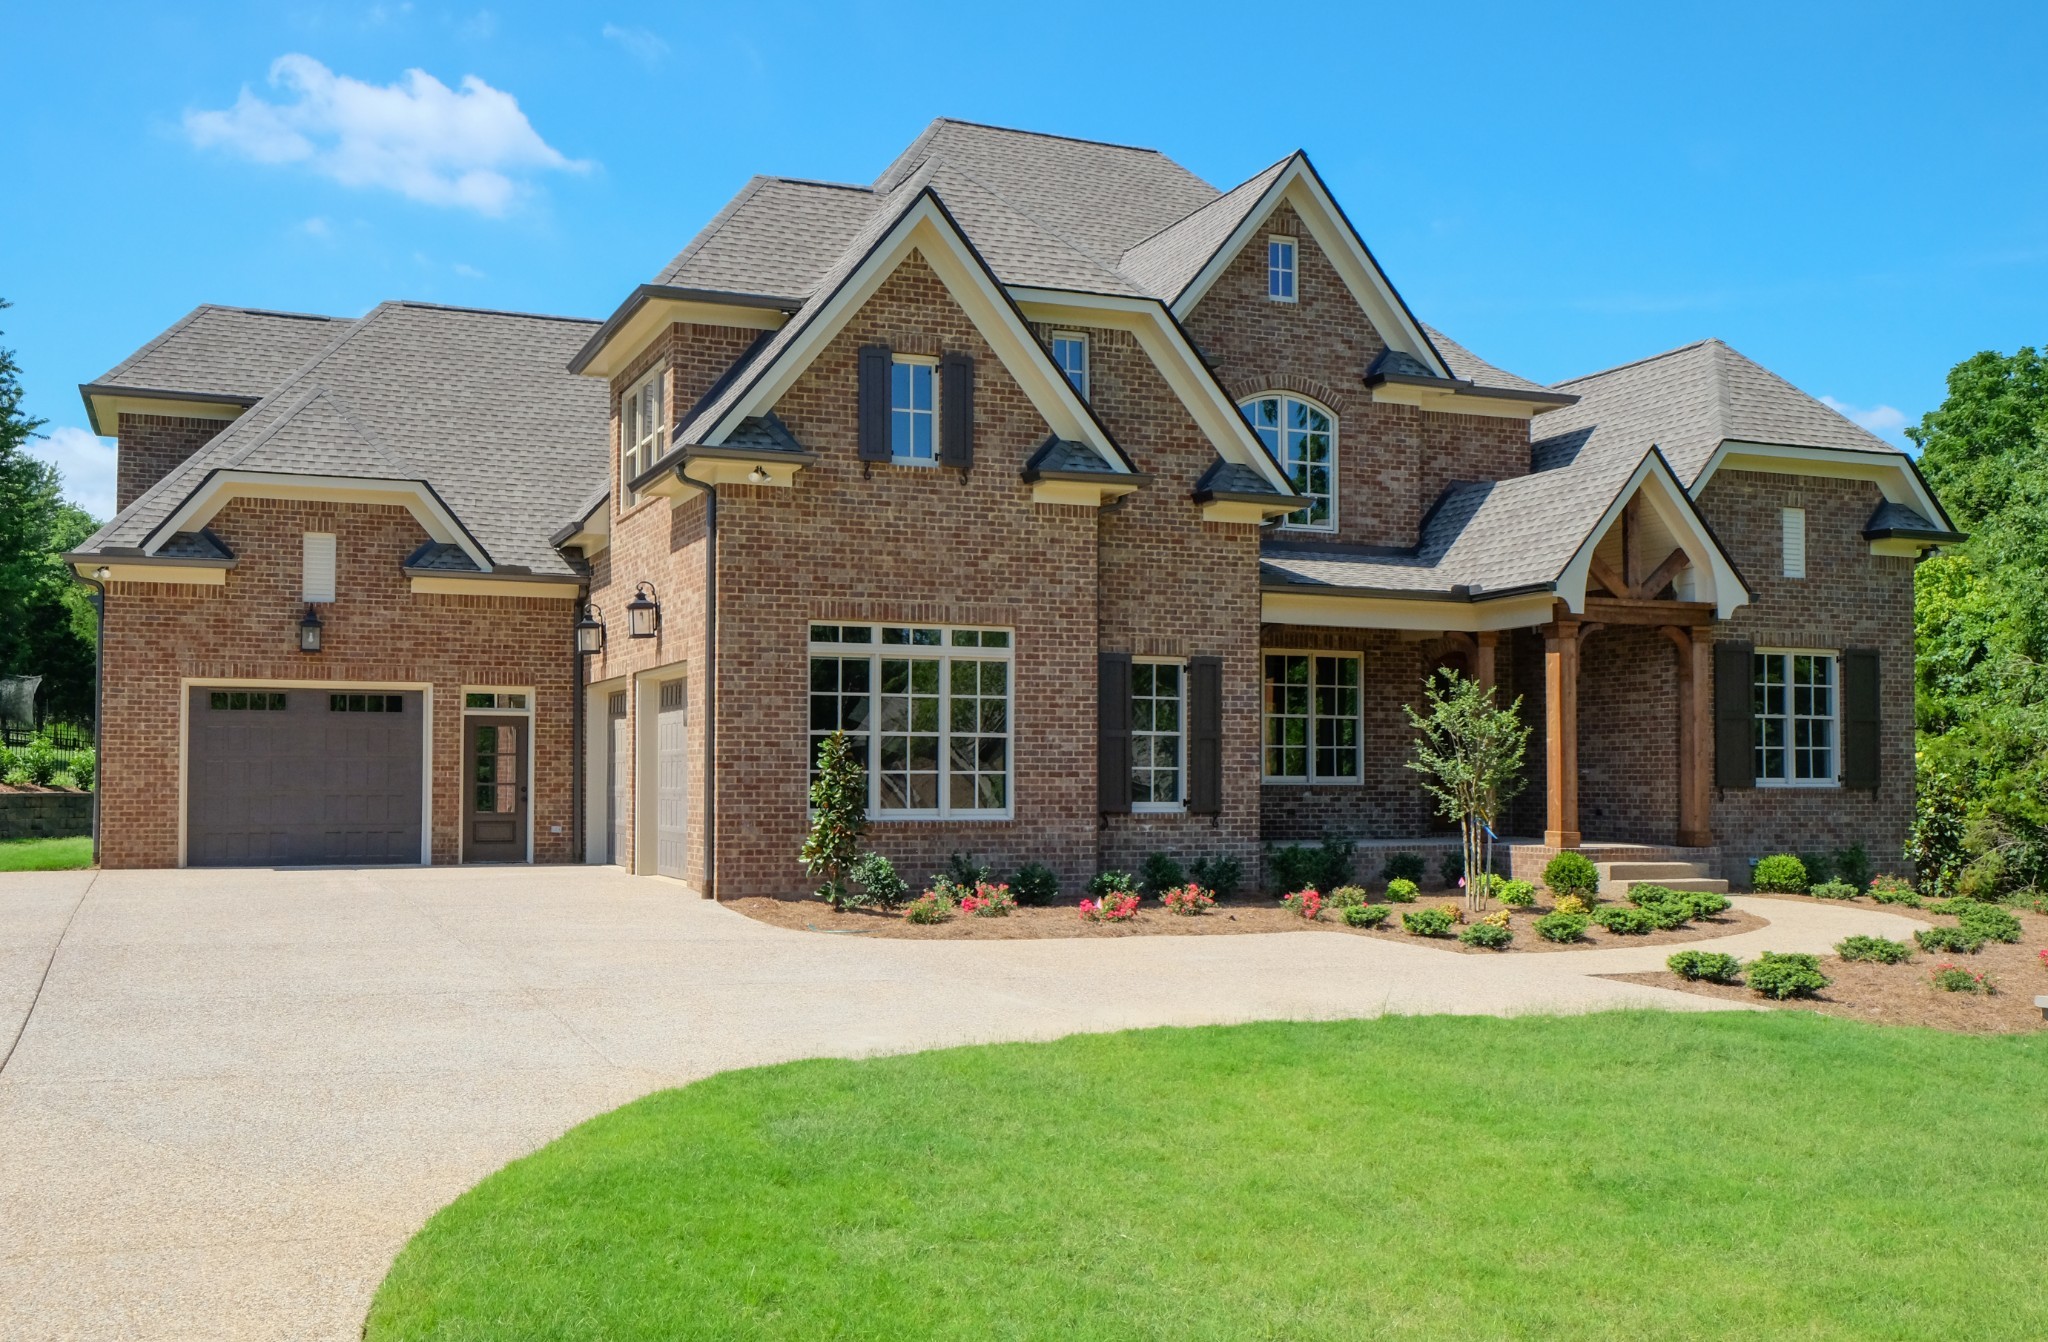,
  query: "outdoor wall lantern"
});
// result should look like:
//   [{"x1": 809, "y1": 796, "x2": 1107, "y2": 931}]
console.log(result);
[
  {"x1": 747, "y1": 464, "x2": 770, "y2": 484},
  {"x1": 625, "y1": 582, "x2": 661, "y2": 639},
  {"x1": 575, "y1": 603, "x2": 607, "y2": 655},
  {"x1": 298, "y1": 605, "x2": 324, "y2": 653}
]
